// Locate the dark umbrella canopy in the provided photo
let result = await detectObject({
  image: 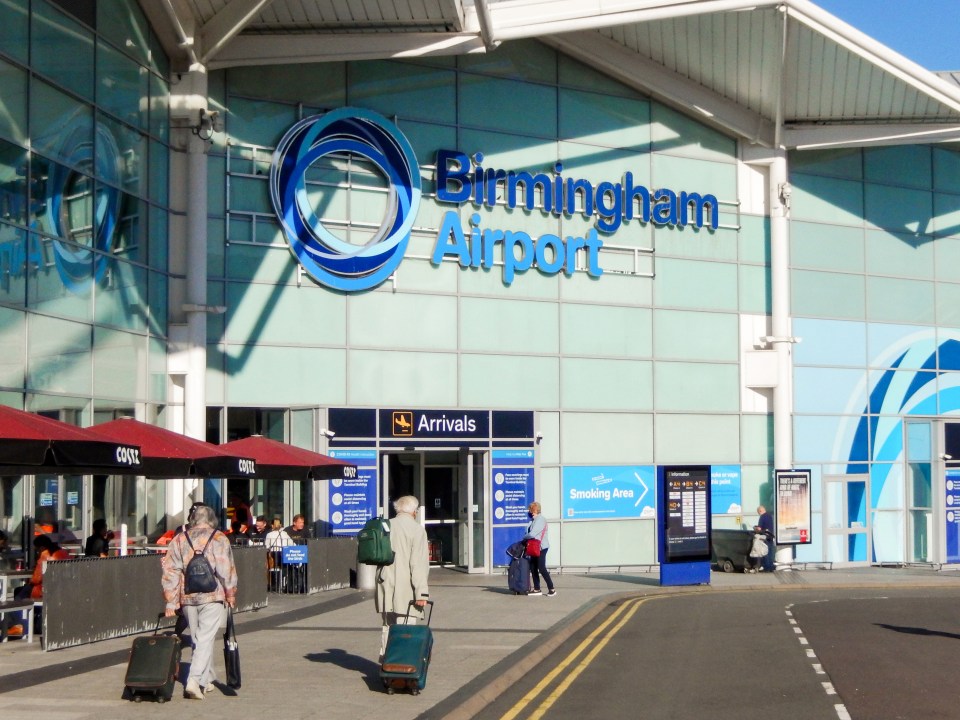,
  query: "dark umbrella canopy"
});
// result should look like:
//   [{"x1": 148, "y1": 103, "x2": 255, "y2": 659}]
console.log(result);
[
  {"x1": 0, "y1": 405, "x2": 142, "y2": 474},
  {"x1": 219, "y1": 435, "x2": 356, "y2": 480},
  {"x1": 89, "y1": 418, "x2": 258, "y2": 478}
]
